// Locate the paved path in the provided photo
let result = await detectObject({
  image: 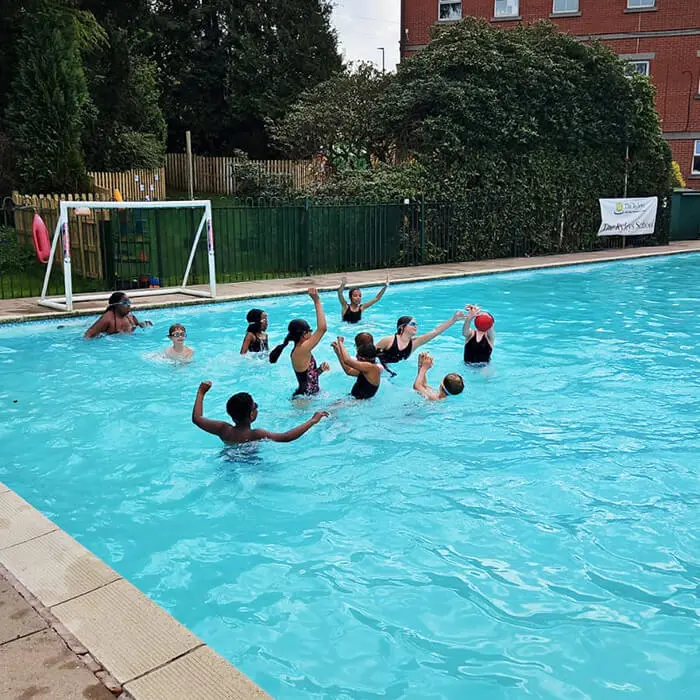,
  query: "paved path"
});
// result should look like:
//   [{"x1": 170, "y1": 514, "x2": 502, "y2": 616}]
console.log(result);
[{"x1": 1, "y1": 241, "x2": 698, "y2": 324}]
